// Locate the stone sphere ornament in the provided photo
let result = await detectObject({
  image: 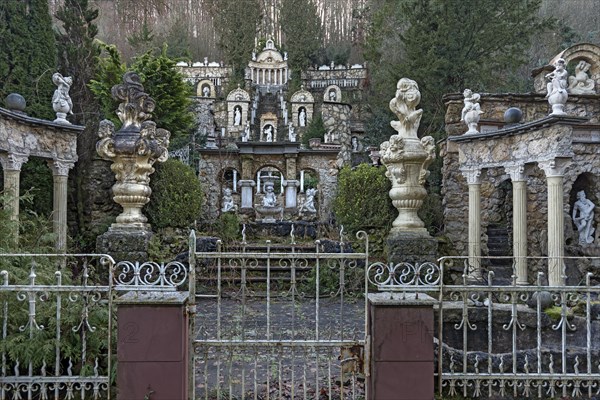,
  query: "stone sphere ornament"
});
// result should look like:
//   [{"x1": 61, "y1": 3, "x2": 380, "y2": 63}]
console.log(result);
[
  {"x1": 504, "y1": 107, "x2": 523, "y2": 125},
  {"x1": 5, "y1": 93, "x2": 26, "y2": 113}
]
